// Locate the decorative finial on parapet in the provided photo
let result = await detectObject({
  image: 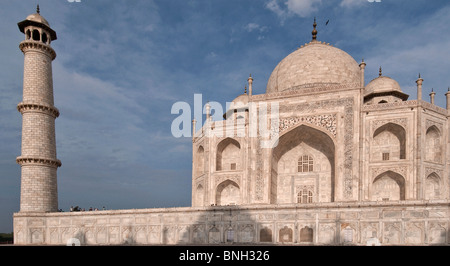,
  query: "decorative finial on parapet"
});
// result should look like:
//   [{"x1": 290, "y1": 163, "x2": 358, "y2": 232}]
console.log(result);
[
  {"x1": 446, "y1": 88, "x2": 450, "y2": 111},
  {"x1": 312, "y1": 17, "x2": 318, "y2": 41},
  {"x1": 37, "y1": 4, "x2": 40, "y2": 14},
  {"x1": 430, "y1": 88, "x2": 436, "y2": 105},
  {"x1": 379, "y1": 66, "x2": 382, "y2": 77},
  {"x1": 359, "y1": 58, "x2": 366, "y2": 68},
  {"x1": 416, "y1": 73, "x2": 423, "y2": 101},
  {"x1": 247, "y1": 74, "x2": 253, "y2": 97}
]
